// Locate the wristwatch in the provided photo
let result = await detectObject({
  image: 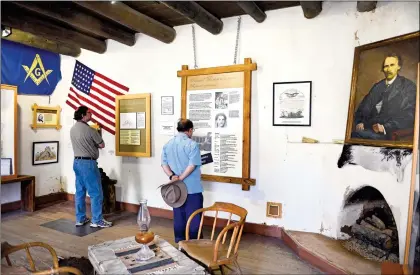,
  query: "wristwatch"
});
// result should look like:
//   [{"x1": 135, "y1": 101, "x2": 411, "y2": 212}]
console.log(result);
[{"x1": 169, "y1": 173, "x2": 175, "y2": 180}]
